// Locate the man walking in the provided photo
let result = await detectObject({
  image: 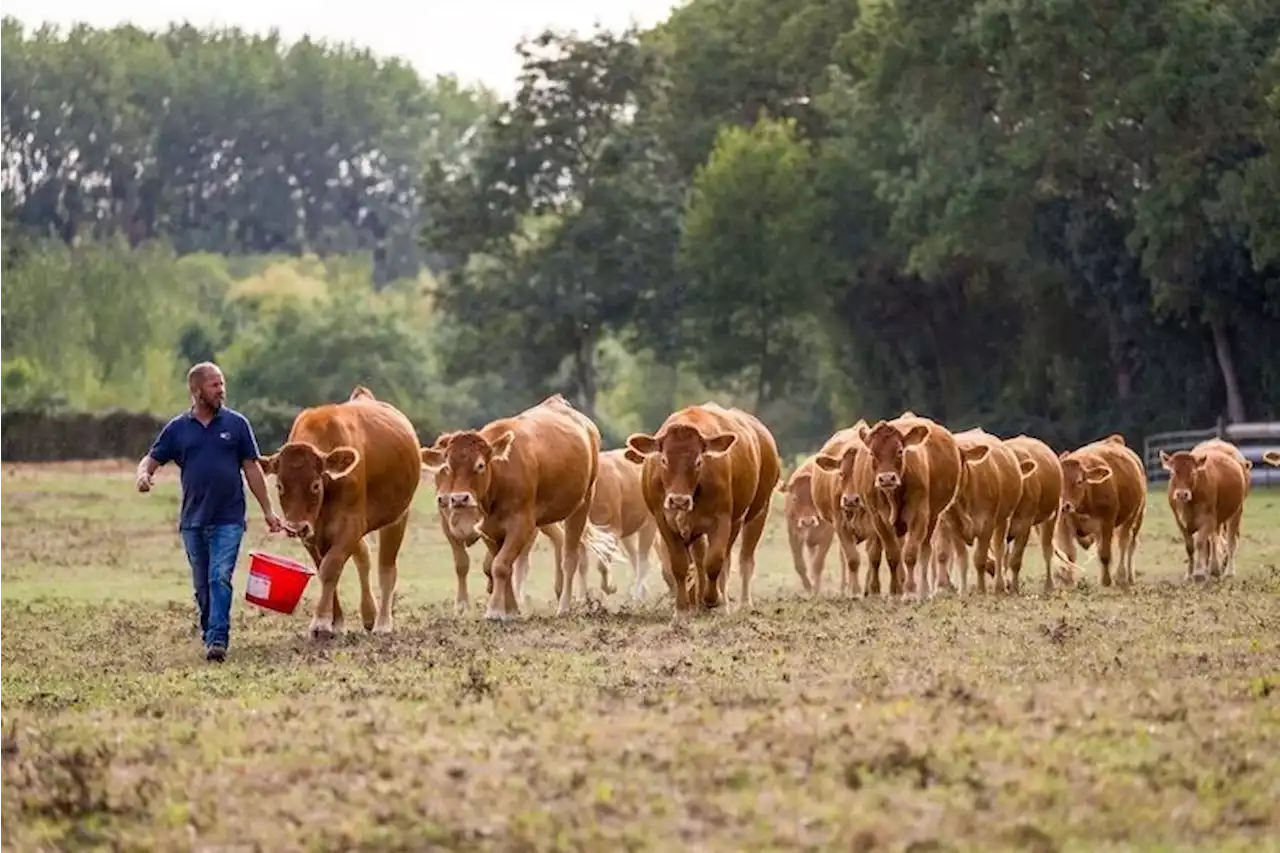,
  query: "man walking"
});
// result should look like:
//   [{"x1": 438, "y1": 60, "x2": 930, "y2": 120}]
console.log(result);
[{"x1": 136, "y1": 362, "x2": 282, "y2": 662}]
